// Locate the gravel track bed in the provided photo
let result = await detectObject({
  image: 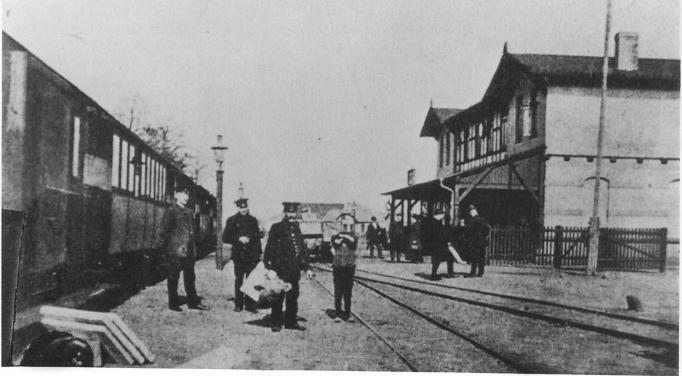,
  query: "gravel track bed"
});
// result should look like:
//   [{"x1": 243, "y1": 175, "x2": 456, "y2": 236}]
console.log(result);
[
  {"x1": 359, "y1": 277, "x2": 678, "y2": 375},
  {"x1": 315, "y1": 270, "x2": 516, "y2": 373}
]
